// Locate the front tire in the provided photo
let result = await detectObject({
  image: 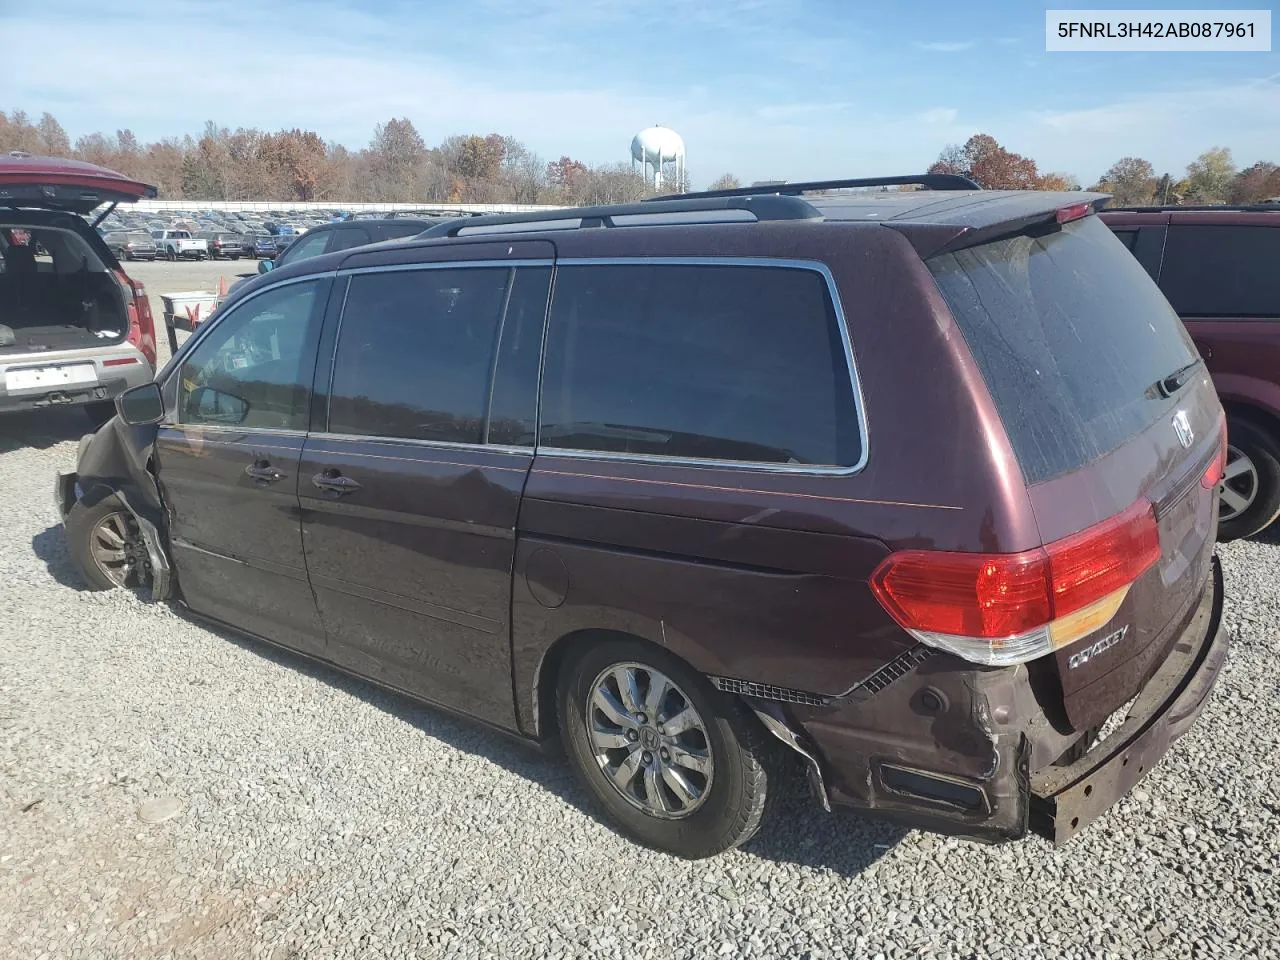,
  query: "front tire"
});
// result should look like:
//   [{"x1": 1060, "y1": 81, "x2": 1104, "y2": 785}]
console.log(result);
[
  {"x1": 558, "y1": 638, "x2": 779, "y2": 858},
  {"x1": 1218, "y1": 416, "x2": 1280, "y2": 541},
  {"x1": 65, "y1": 494, "x2": 146, "y2": 591}
]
